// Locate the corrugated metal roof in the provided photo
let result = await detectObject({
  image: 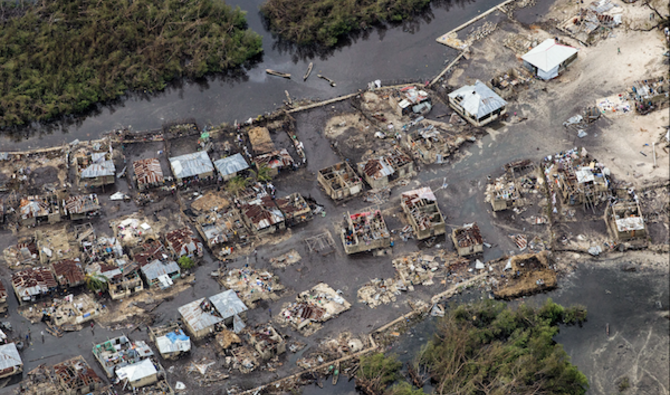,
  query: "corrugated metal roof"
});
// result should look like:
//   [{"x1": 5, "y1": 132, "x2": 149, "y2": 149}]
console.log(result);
[
  {"x1": 522, "y1": 39, "x2": 578, "y2": 73},
  {"x1": 11, "y1": 267, "x2": 58, "y2": 298},
  {"x1": 213, "y1": 153, "x2": 250, "y2": 176},
  {"x1": 155, "y1": 329, "x2": 191, "y2": 354},
  {"x1": 359, "y1": 158, "x2": 394, "y2": 180},
  {"x1": 141, "y1": 260, "x2": 180, "y2": 281},
  {"x1": 210, "y1": 290, "x2": 248, "y2": 320},
  {"x1": 169, "y1": 151, "x2": 214, "y2": 179},
  {"x1": 133, "y1": 158, "x2": 164, "y2": 187},
  {"x1": 448, "y1": 80, "x2": 507, "y2": 119},
  {"x1": 0, "y1": 343, "x2": 22, "y2": 370},
  {"x1": 52, "y1": 259, "x2": 85, "y2": 287},
  {"x1": 80, "y1": 153, "x2": 115, "y2": 178},
  {"x1": 178, "y1": 298, "x2": 223, "y2": 332},
  {"x1": 65, "y1": 194, "x2": 100, "y2": 215}
]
